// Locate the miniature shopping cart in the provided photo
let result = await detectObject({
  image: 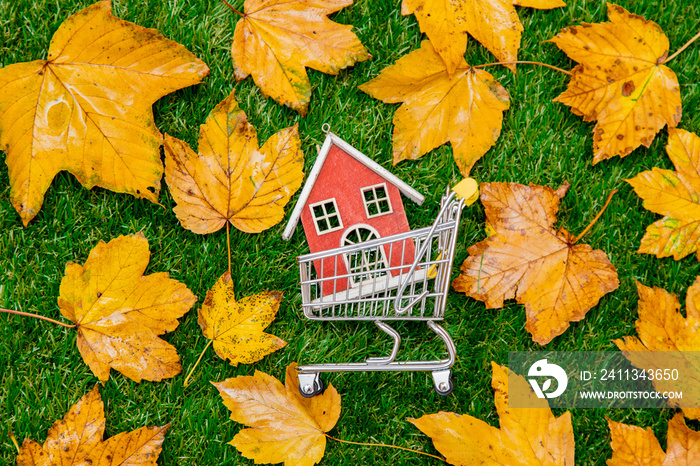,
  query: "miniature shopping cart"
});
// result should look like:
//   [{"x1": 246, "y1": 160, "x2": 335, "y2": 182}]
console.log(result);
[{"x1": 296, "y1": 179, "x2": 478, "y2": 397}]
